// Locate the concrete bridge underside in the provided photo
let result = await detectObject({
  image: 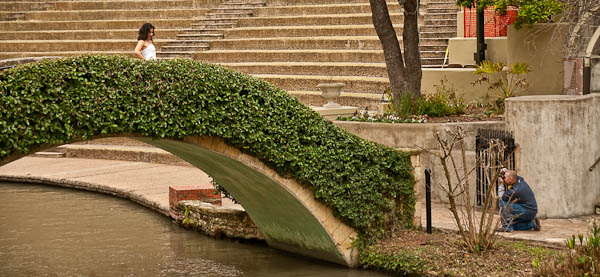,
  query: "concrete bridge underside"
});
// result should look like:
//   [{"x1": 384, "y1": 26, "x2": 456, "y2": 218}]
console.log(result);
[{"x1": 138, "y1": 136, "x2": 359, "y2": 267}]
